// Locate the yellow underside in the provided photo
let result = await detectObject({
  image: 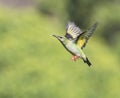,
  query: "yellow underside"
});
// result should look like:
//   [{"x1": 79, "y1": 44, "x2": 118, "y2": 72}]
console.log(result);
[{"x1": 77, "y1": 38, "x2": 86, "y2": 48}]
